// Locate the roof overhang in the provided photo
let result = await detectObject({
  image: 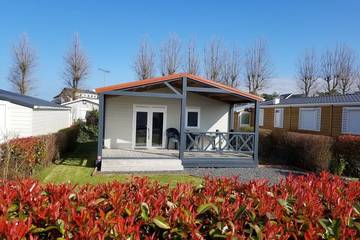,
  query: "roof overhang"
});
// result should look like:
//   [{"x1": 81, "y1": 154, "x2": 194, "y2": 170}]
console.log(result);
[
  {"x1": 261, "y1": 102, "x2": 360, "y2": 108},
  {"x1": 95, "y1": 73, "x2": 263, "y2": 102},
  {"x1": 33, "y1": 105, "x2": 71, "y2": 110}
]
